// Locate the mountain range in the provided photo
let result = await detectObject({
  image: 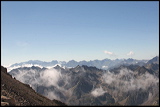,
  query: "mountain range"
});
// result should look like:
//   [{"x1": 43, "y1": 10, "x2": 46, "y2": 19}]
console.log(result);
[
  {"x1": 8, "y1": 57, "x2": 152, "y2": 72},
  {"x1": 8, "y1": 56, "x2": 159, "y2": 106}
]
